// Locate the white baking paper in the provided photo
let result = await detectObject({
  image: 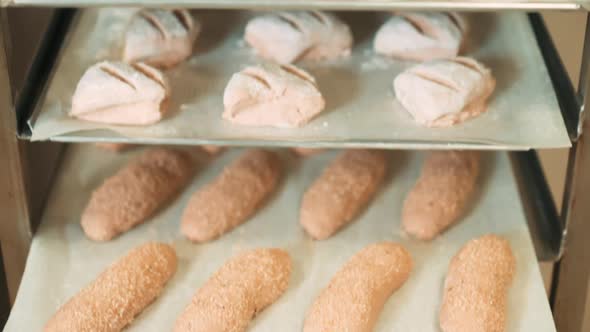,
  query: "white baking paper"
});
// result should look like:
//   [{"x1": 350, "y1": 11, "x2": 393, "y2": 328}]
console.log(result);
[
  {"x1": 29, "y1": 9, "x2": 570, "y2": 150},
  {"x1": 5, "y1": 145, "x2": 556, "y2": 331}
]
